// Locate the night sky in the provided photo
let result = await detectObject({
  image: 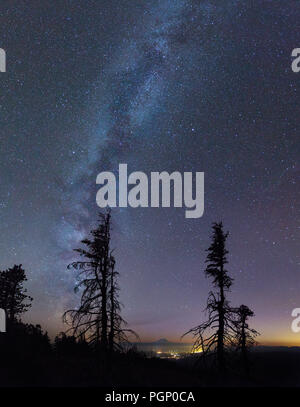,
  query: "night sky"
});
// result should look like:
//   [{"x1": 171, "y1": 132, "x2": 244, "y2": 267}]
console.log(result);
[{"x1": 0, "y1": 1, "x2": 299, "y2": 345}]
